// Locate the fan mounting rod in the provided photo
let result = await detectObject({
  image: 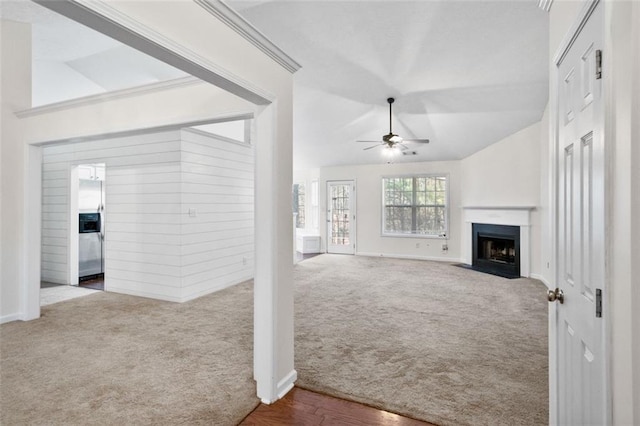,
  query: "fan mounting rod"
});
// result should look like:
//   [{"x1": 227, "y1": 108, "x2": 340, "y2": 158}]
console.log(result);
[{"x1": 387, "y1": 97, "x2": 395, "y2": 134}]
